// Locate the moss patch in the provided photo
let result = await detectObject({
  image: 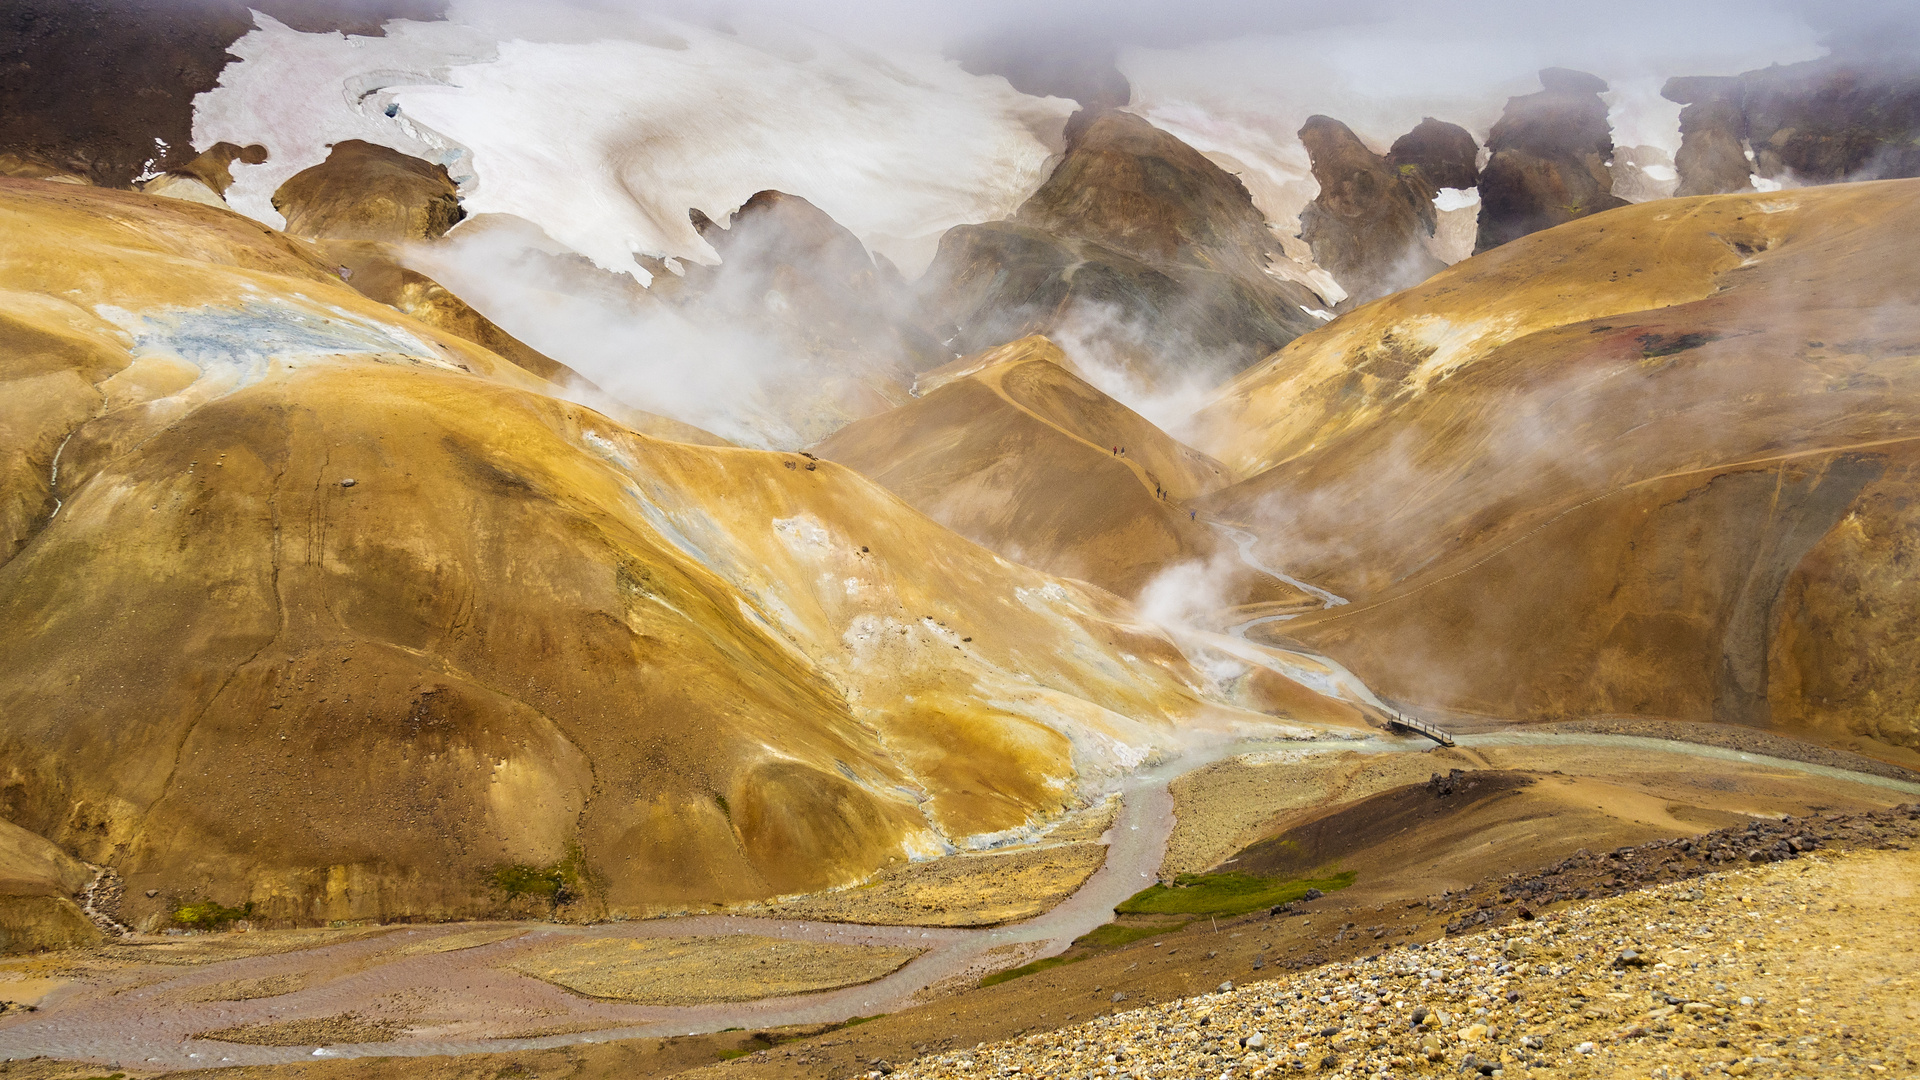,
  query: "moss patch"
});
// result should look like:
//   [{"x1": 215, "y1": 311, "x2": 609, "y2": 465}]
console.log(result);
[
  {"x1": 172, "y1": 899, "x2": 253, "y2": 930},
  {"x1": 1115, "y1": 871, "x2": 1356, "y2": 917}
]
